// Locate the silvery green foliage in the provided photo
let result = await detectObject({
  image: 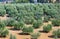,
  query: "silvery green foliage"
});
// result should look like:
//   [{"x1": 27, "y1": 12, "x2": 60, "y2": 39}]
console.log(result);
[
  {"x1": 0, "y1": 4, "x2": 6, "y2": 16},
  {"x1": 53, "y1": 29, "x2": 60, "y2": 37},
  {"x1": 0, "y1": 20, "x2": 9, "y2": 37},
  {"x1": 22, "y1": 26, "x2": 34, "y2": 33},
  {"x1": 31, "y1": 32, "x2": 40, "y2": 39},
  {"x1": 43, "y1": 24, "x2": 52, "y2": 32},
  {"x1": 10, "y1": 34, "x2": 16, "y2": 39}
]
